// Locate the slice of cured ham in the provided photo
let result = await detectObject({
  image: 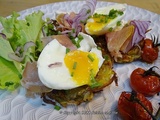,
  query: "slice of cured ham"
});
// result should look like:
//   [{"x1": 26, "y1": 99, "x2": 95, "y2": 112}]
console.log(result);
[
  {"x1": 41, "y1": 34, "x2": 77, "y2": 51},
  {"x1": 106, "y1": 25, "x2": 135, "y2": 61},
  {"x1": 21, "y1": 62, "x2": 51, "y2": 97}
]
